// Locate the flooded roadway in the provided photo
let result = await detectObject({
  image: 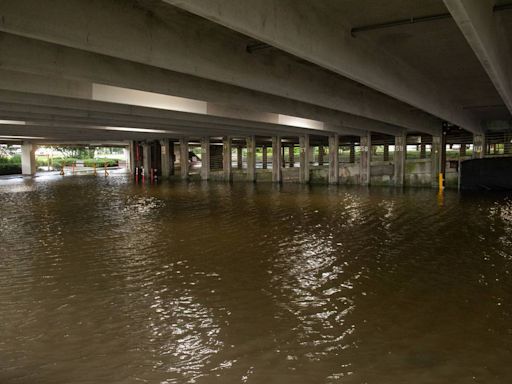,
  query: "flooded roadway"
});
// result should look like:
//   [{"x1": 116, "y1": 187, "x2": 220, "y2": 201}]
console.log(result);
[{"x1": 1, "y1": 175, "x2": 512, "y2": 383}]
